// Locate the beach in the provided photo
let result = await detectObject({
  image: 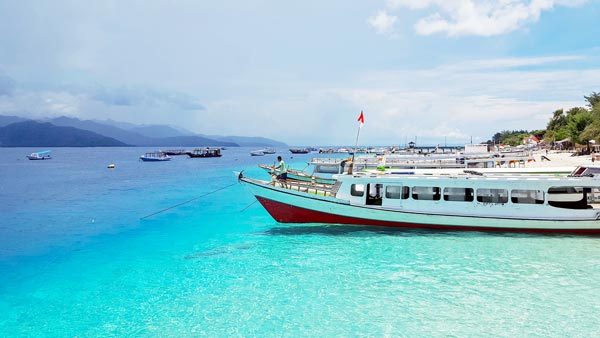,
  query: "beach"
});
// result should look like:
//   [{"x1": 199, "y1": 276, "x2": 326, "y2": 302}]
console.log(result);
[{"x1": 527, "y1": 150, "x2": 597, "y2": 168}]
